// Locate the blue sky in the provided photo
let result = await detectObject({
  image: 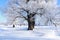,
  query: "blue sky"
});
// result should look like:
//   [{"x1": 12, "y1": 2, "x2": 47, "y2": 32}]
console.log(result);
[
  {"x1": 0, "y1": 0, "x2": 8, "y2": 23},
  {"x1": 58, "y1": 0, "x2": 60, "y2": 5},
  {"x1": 0, "y1": 0, "x2": 8, "y2": 8},
  {"x1": 0, "y1": 11, "x2": 7, "y2": 23},
  {"x1": 0, "y1": 0, "x2": 60, "y2": 23}
]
